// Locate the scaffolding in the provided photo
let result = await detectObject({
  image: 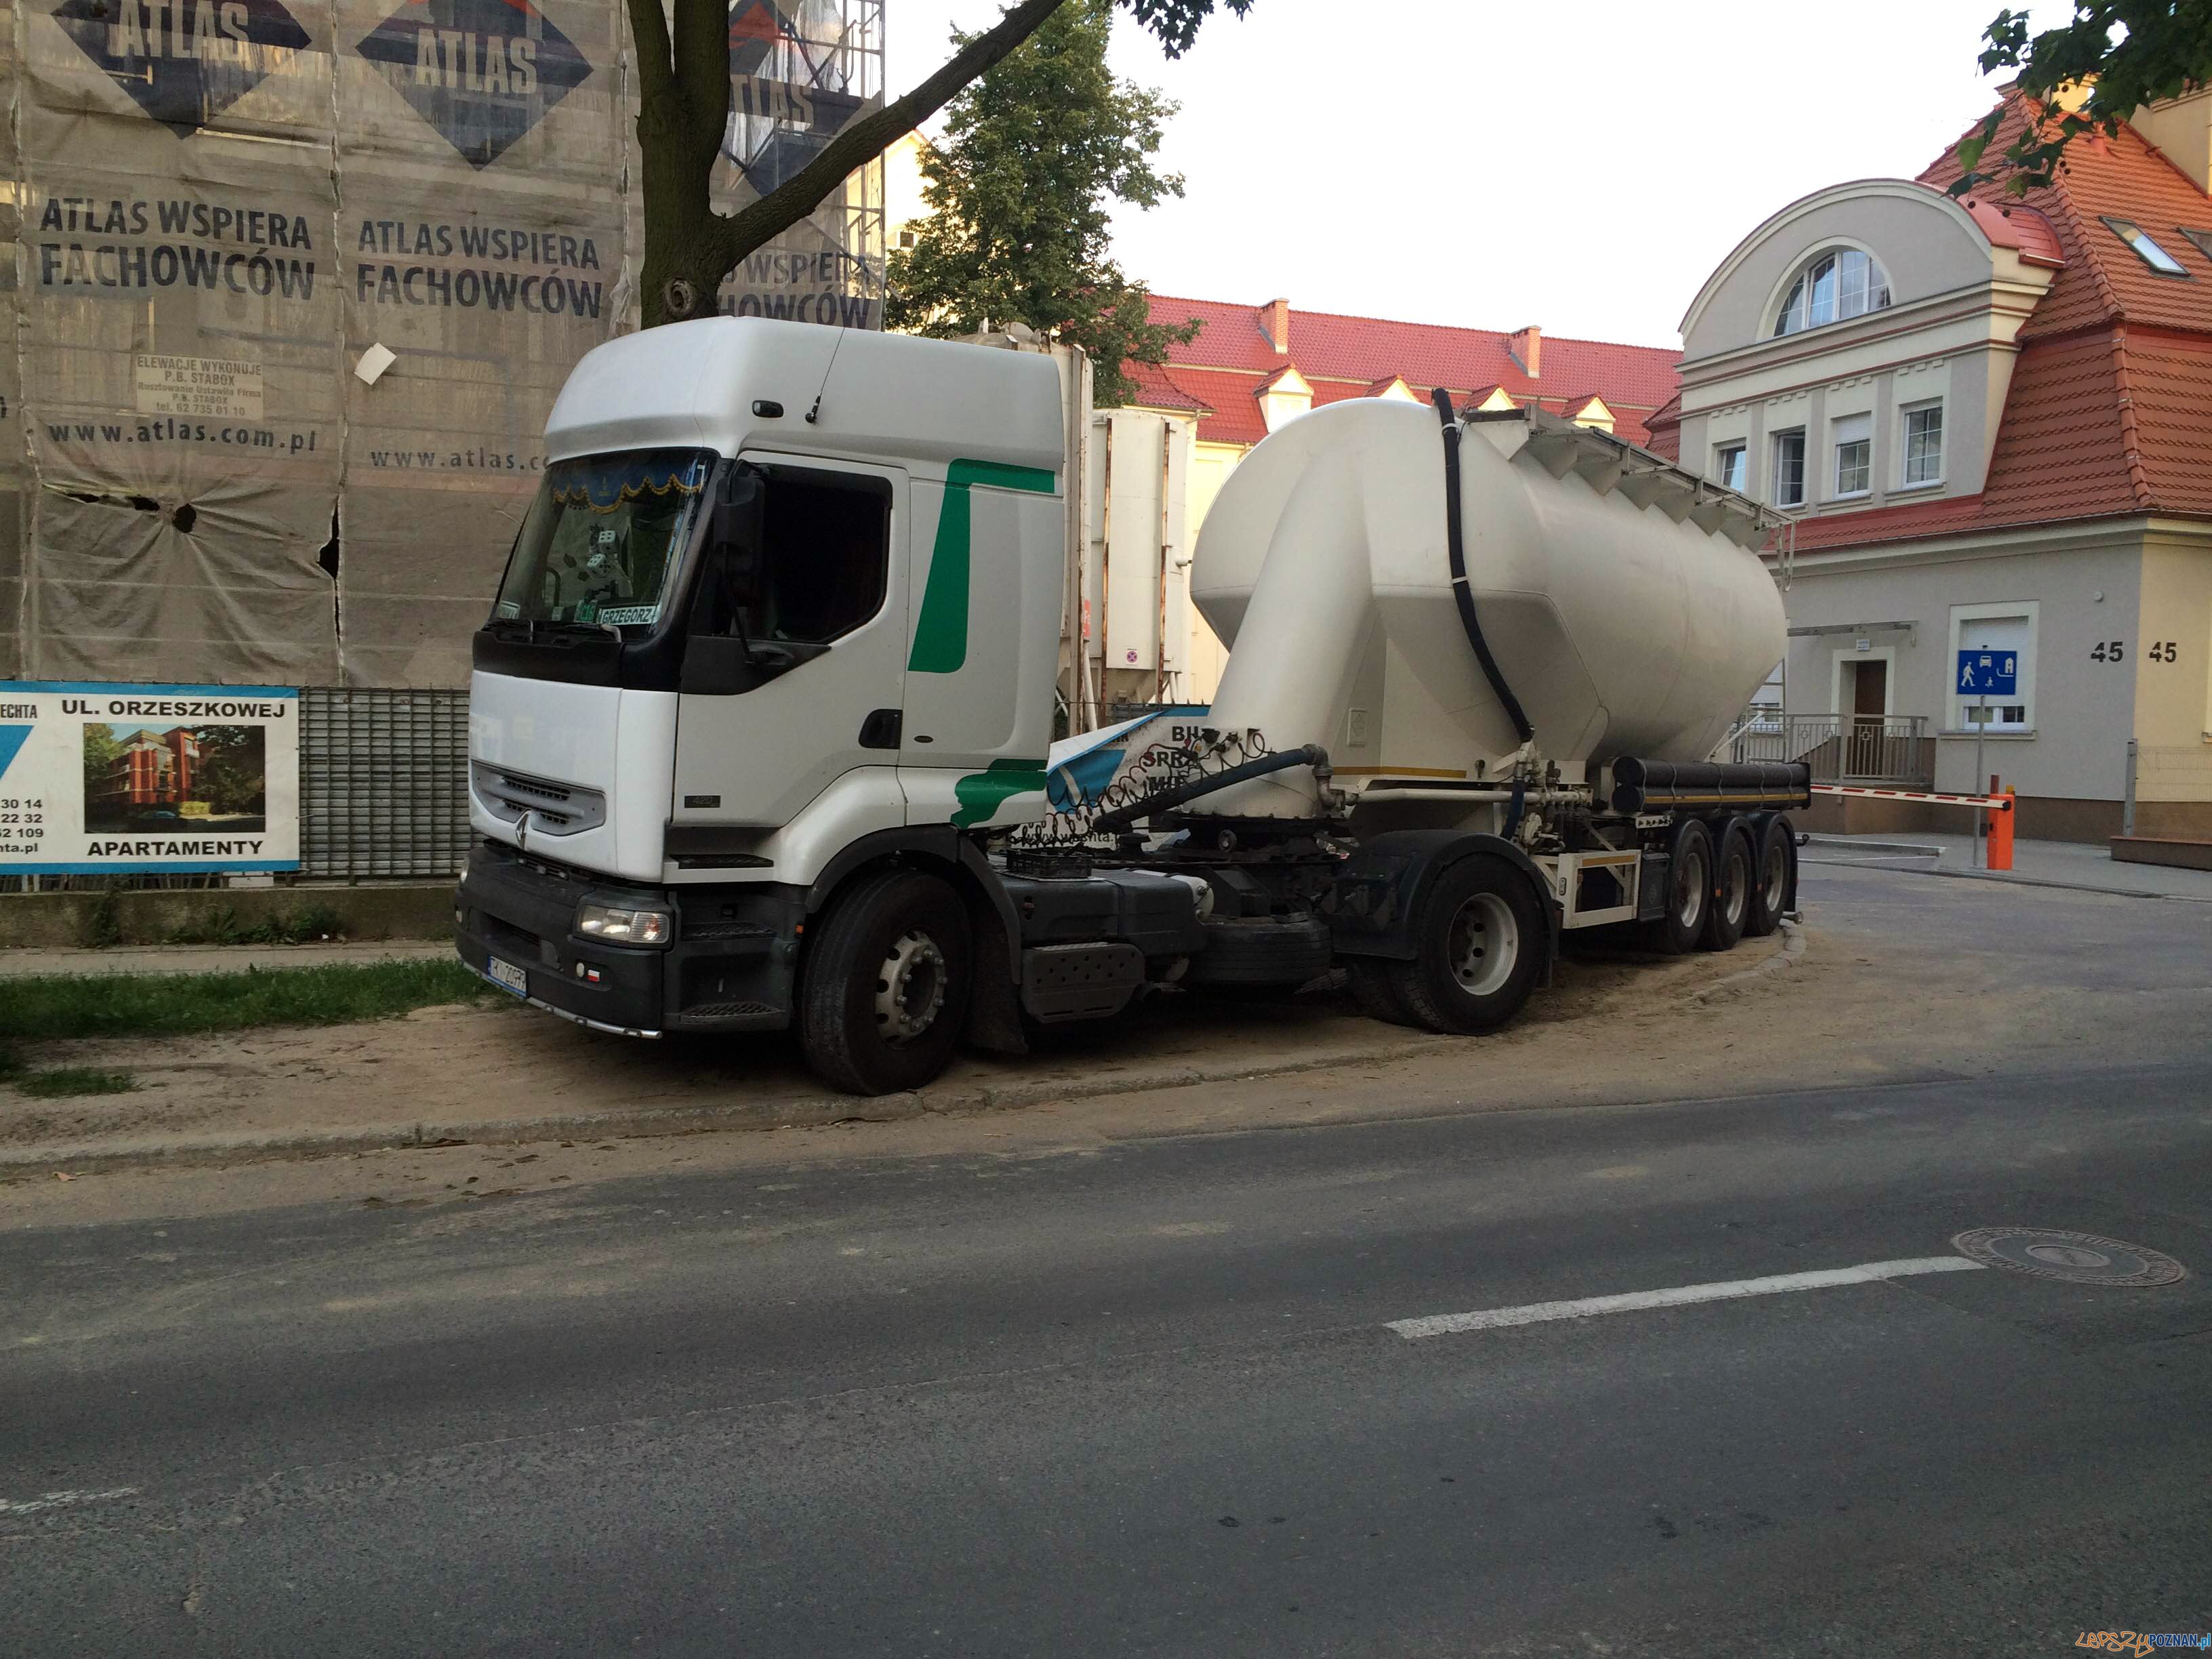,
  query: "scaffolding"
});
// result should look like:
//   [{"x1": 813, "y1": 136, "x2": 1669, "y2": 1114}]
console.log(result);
[{"x1": 719, "y1": 0, "x2": 888, "y2": 329}]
